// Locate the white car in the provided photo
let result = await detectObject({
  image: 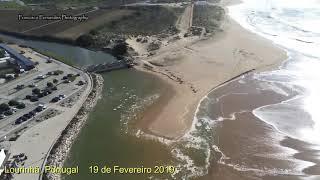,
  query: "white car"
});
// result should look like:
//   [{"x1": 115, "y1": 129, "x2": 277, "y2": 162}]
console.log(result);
[
  {"x1": 29, "y1": 83, "x2": 38, "y2": 88},
  {"x1": 36, "y1": 75, "x2": 46, "y2": 79},
  {"x1": 38, "y1": 104, "x2": 47, "y2": 109}
]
